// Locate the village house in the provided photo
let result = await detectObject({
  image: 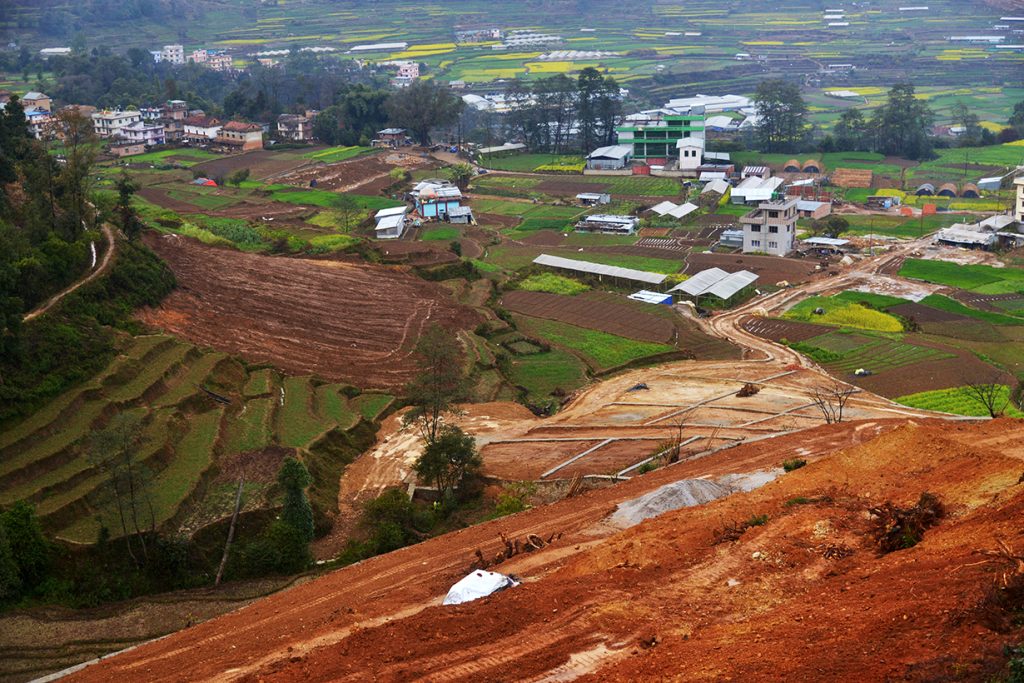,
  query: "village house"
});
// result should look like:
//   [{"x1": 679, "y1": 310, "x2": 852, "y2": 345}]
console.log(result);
[
  {"x1": 21, "y1": 91, "x2": 52, "y2": 112},
  {"x1": 374, "y1": 128, "x2": 408, "y2": 148},
  {"x1": 158, "y1": 44, "x2": 184, "y2": 65},
  {"x1": 208, "y1": 53, "x2": 233, "y2": 71},
  {"x1": 615, "y1": 107, "x2": 706, "y2": 166},
  {"x1": 374, "y1": 206, "x2": 409, "y2": 239},
  {"x1": 215, "y1": 121, "x2": 264, "y2": 151},
  {"x1": 574, "y1": 214, "x2": 640, "y2": 235},
  {"x1": 586, "y1": 144, "x2": 633, "y2": 171},
  {"x1": 120, "y1": 120, "x2": 166, "y2": 146},
  {"x1": 108, "y1": 141, "x2": 147, "y2": 158},
  {"x1": 189, "y1": 49, "x2": 209, "y2": 64},
  {"x1": 740, "y1": 197, "x2": 798, "y2": 256},
  {"x1": 91, "y1": 110, "x2": 143, "y2": 138},
  {"x1": 277, "y1": 113, "x2": 313, "y2": 142},
  {"x1": 409, "y1": 180, "x2": 463, "y2": 219},
  {"x1": 183, "y1": 115, "x2": 223, "y2": 143},
  {"x1": 24, "y1": 107, "x2": 52, "y2": 139},
  {"x1": 389, "y1": 61, "x2": 420, "y2": 87},
  {"x1": 1015, "y1": 177, "x2": 1024, "y2": 224}
]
